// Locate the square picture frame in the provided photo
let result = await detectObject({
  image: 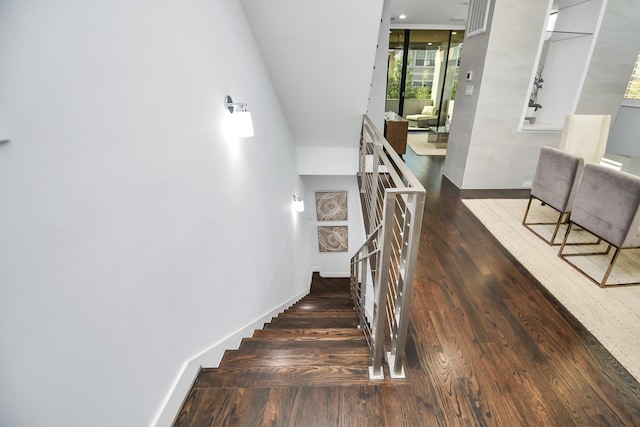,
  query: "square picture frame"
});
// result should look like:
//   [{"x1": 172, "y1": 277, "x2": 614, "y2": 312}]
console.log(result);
[
  {"x1": 315, "y1": 191, "x2": 348, "y2": 221},
  {"x1": 317, "y1": 226, "x2": 349, "y2": 252}
]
